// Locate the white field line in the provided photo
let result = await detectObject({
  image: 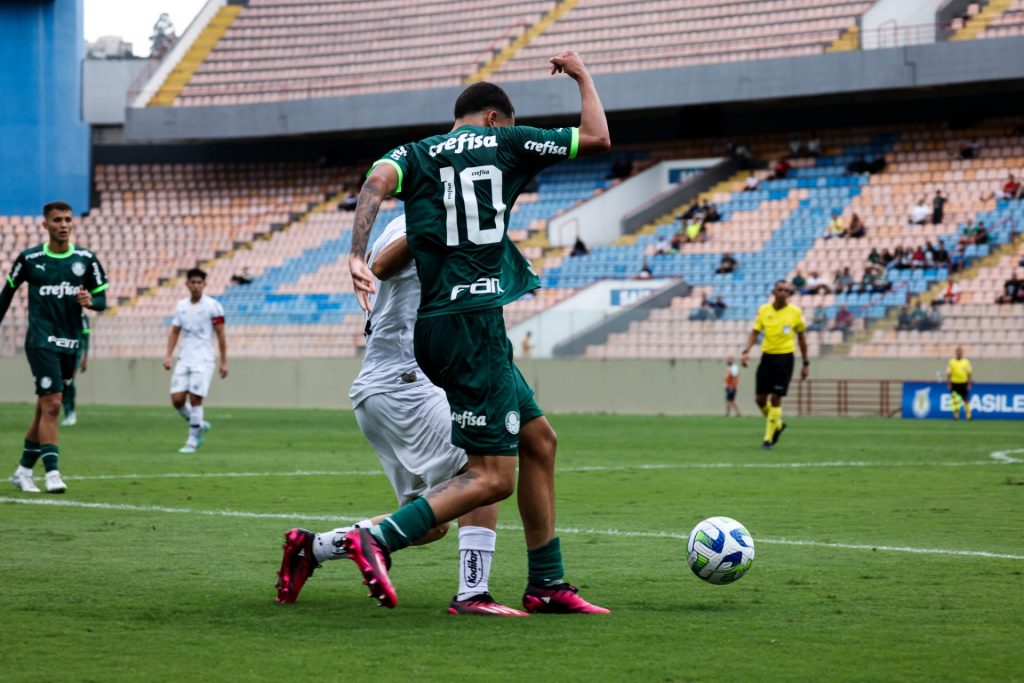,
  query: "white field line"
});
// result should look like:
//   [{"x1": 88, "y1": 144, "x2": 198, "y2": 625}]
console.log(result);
[
  {"x1": 62, "y1": 452, "x2": 1022, "y2": 483},
  {"x1": 1, "y1": 496, "x2": 1023, "y2": 561}
]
